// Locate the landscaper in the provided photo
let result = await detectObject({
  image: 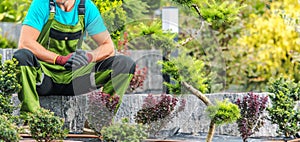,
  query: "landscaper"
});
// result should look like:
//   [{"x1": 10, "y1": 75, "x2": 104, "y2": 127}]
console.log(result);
[{"x1": 13, "y1": 0, "x2": 135, "y2": 114}]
